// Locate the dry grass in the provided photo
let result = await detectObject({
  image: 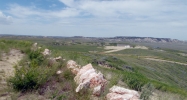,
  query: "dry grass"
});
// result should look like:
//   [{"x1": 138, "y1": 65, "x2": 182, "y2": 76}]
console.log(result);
[{"x1": 150, "y1": 90, "x2": 187, "y2": 100}]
